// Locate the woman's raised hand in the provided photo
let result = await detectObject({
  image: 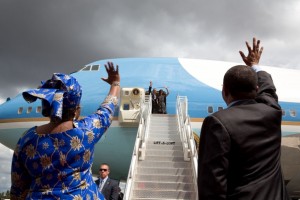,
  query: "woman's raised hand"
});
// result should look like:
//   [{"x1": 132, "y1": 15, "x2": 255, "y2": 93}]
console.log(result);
[{"x1": 101, "y1": 62, "x2": 120, "y2": 85}]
